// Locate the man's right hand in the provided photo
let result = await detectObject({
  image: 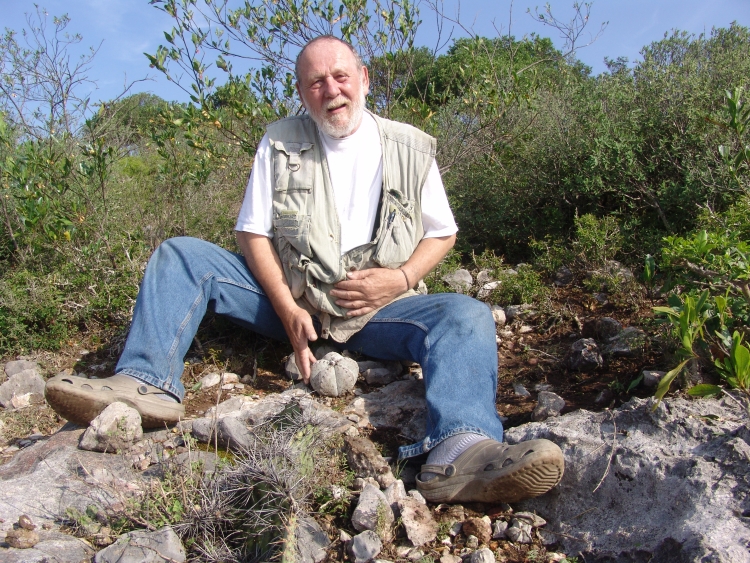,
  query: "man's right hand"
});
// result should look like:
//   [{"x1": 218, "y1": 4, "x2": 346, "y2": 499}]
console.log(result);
[
  {"x1": 236, "y1": 232, "x2": 319, "y2": 383},
  {"x1": 280, "y1": 305, "x2": 318, "y2": 384}
]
